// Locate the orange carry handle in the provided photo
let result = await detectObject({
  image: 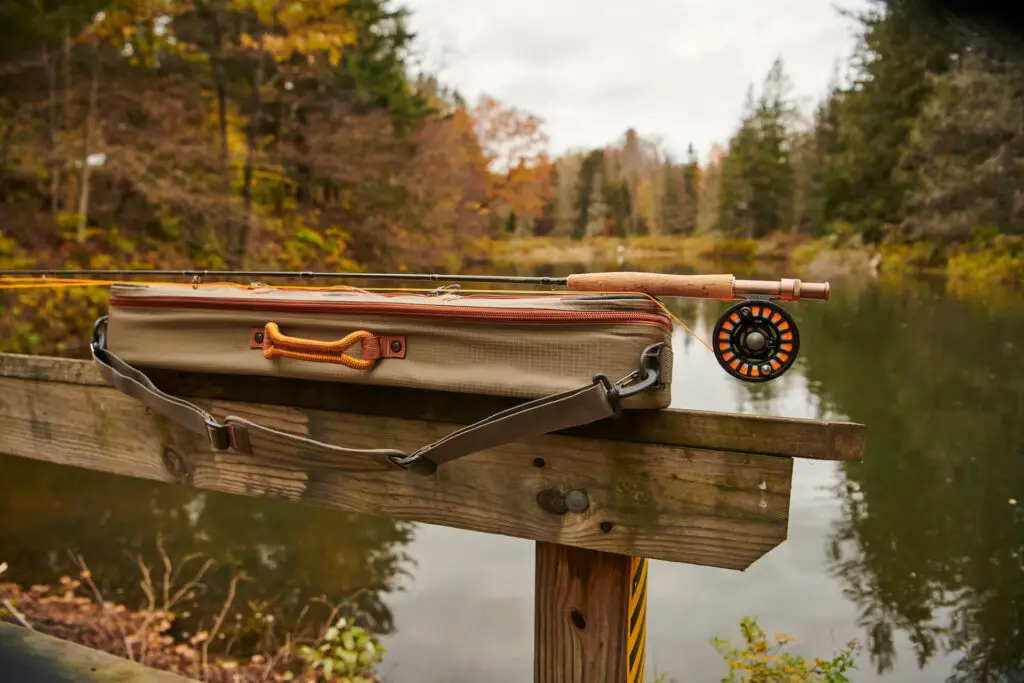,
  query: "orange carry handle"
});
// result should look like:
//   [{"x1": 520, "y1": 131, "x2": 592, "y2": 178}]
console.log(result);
[{"x1": 260, "y1": 322, "x2": 378, "y2": 370}]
